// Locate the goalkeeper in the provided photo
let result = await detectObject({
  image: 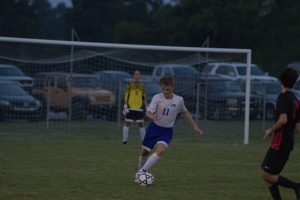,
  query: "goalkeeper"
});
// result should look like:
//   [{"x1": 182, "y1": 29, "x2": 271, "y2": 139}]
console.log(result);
[{"x1": 122, "y1": 70, "x2": 147, "y2": 144}]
